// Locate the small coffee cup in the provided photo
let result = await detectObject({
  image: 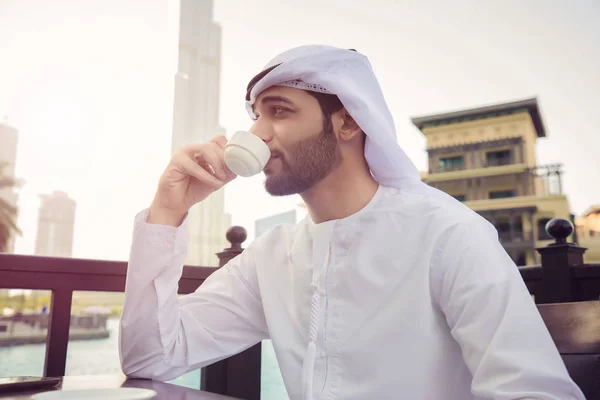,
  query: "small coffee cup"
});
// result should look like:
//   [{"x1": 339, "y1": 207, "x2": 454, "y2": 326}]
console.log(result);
[{"x1": 224, "y1": 131, "x2": 271, "y2": 177}]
